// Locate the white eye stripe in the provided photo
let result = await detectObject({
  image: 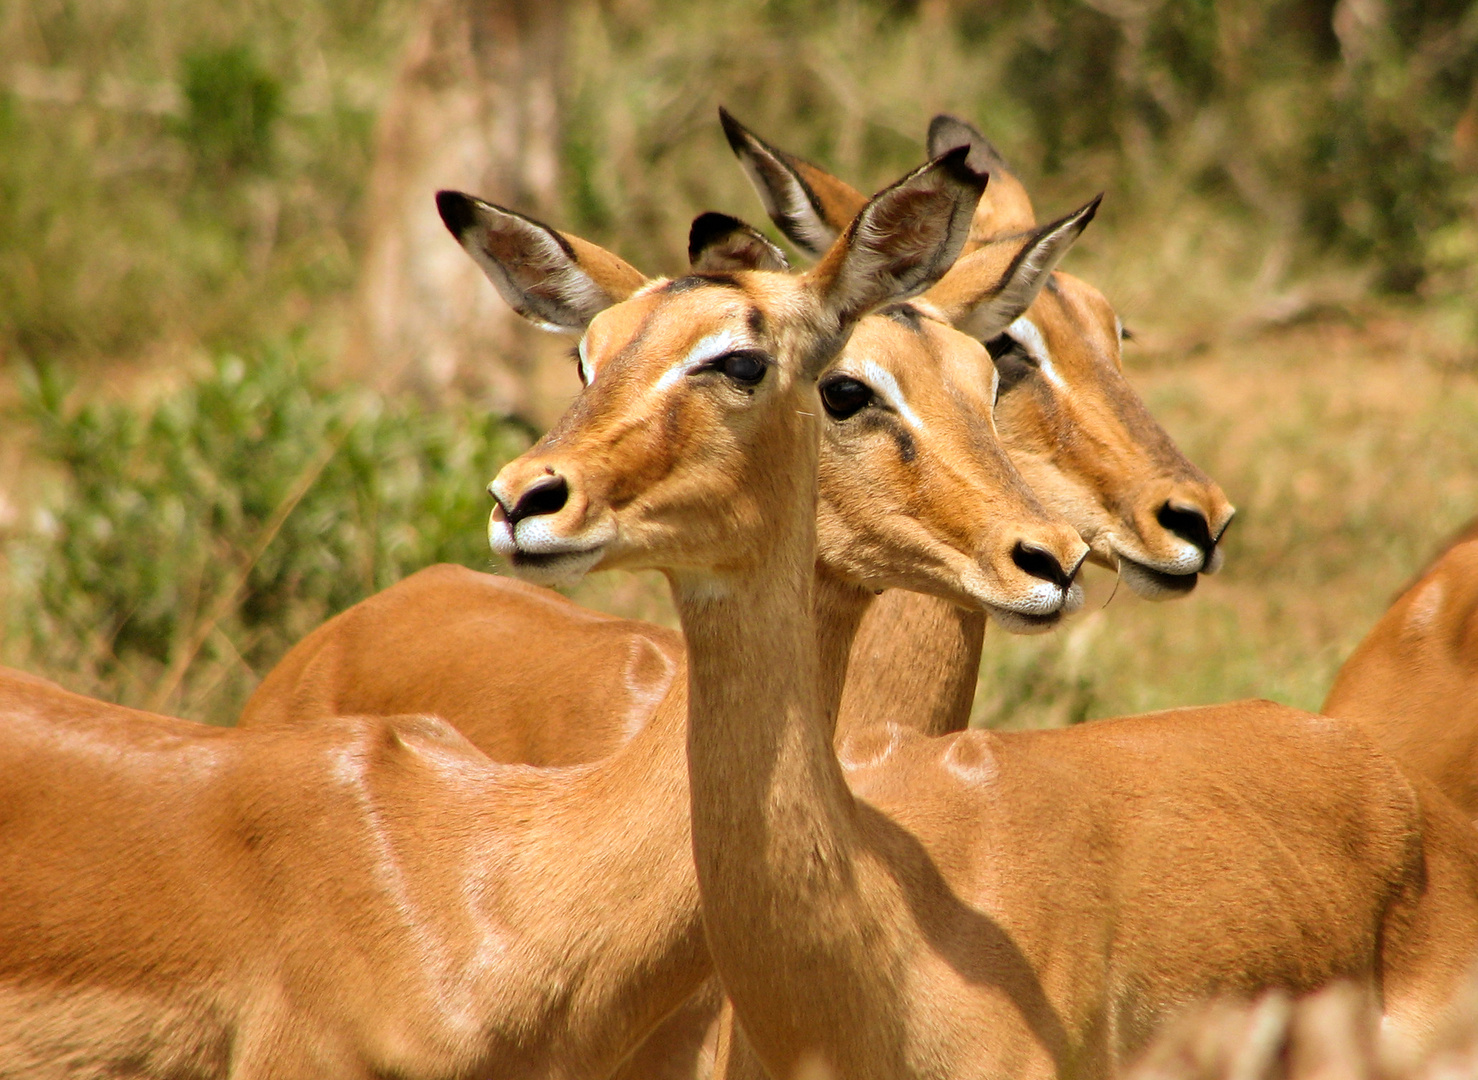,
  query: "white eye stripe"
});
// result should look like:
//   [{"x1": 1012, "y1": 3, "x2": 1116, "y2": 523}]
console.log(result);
[
  {"x1": 655, "y1": 329, "x2": 751, "y2": 391},
  {"x1": 1005, "y1": 316, "x2": 1067, "y2": 391},
  {"x1": 577, "y1": 339, "x2": 594, "y2": 385},
  {"x1": 857, "y1": 359, "x2": 923, "y2": 431}
]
